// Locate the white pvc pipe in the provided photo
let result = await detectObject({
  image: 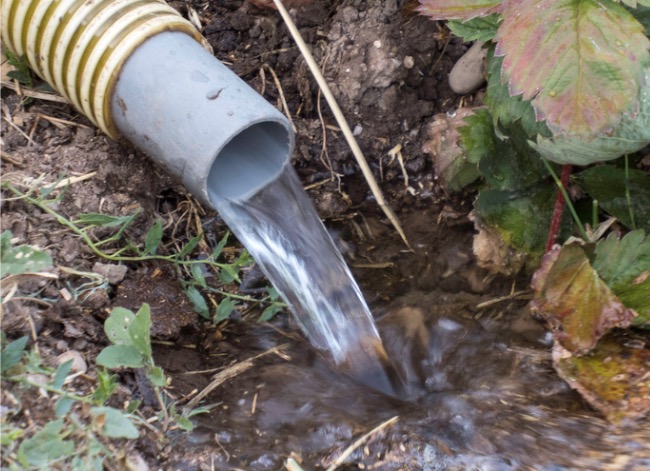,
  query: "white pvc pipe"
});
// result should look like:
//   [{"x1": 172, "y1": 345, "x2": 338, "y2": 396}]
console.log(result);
[{"x1": 1, "y1": 0, "x2": 295, "y2": 204}]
